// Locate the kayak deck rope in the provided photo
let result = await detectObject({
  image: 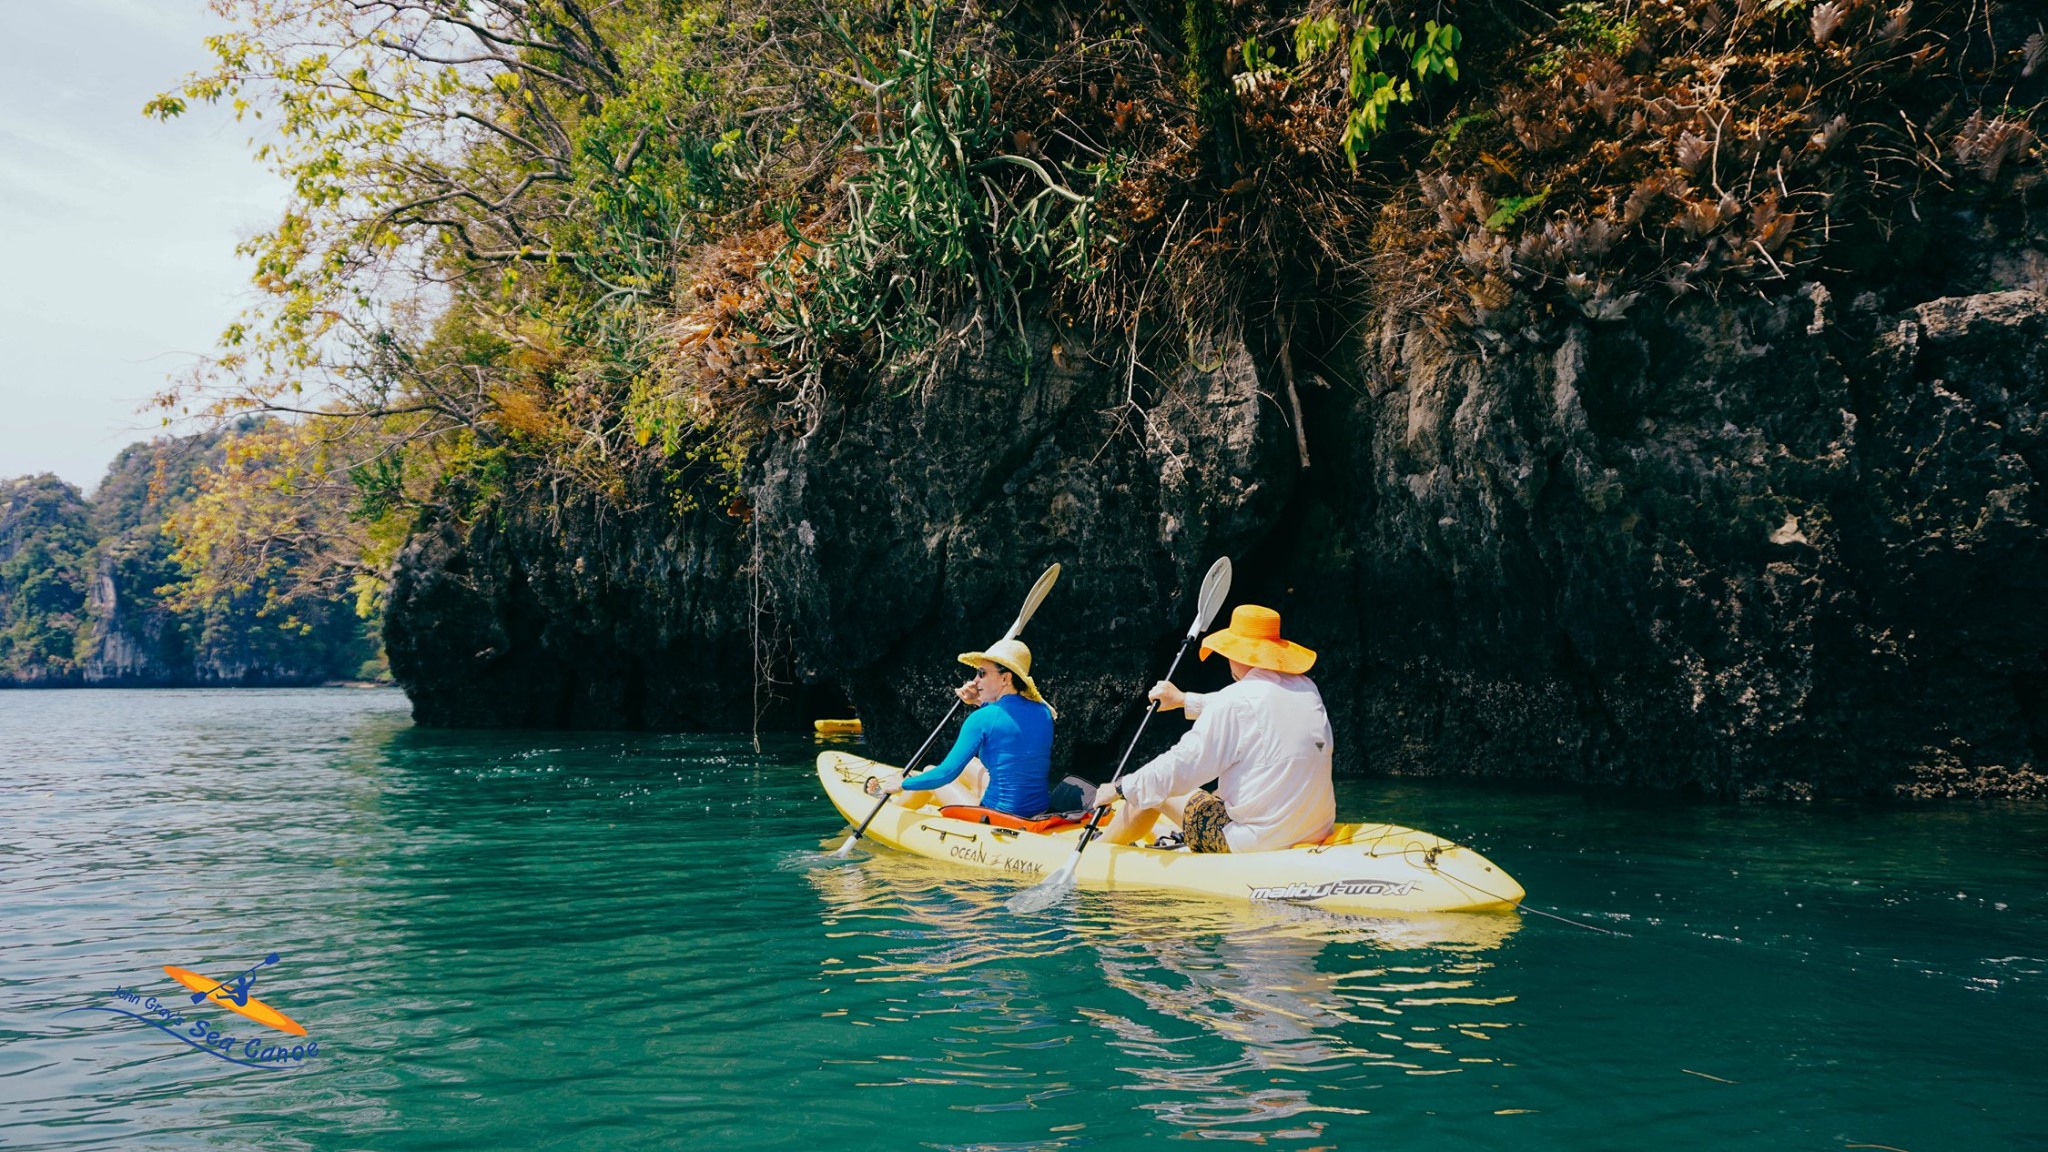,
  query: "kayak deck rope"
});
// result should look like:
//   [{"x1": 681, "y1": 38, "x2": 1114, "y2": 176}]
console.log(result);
[
  {"x1": 1371, "y1": 826, "x2": 1630, "y2": 937},
  {"x1": 1317, "y1": 823, "x2": 1436, "y2": 857}
]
